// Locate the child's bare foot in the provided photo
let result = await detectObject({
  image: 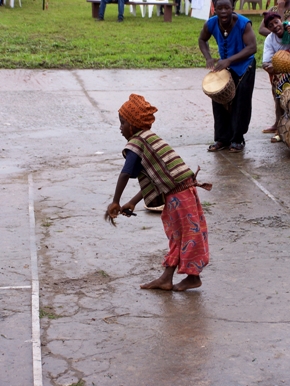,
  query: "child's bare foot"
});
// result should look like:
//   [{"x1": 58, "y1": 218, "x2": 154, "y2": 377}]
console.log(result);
[
  {"x1": 140, "y1": 278, "x2": 173, "y2": 290},
  {"x1": 172, "y1": 275, "x2": 202, "y2": 291},
  {"x1": 140, "y1": 266, "x2": 176, "y2": 290}
]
